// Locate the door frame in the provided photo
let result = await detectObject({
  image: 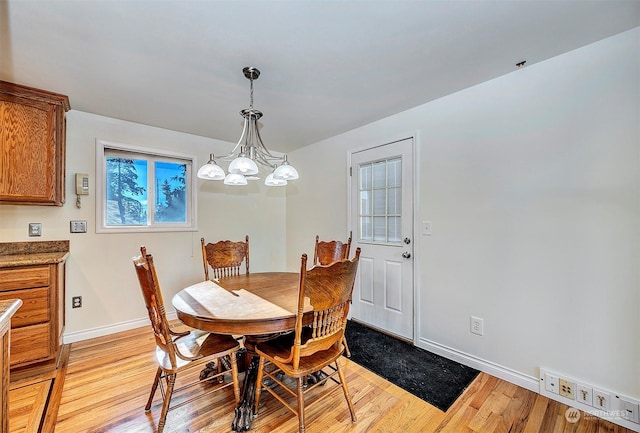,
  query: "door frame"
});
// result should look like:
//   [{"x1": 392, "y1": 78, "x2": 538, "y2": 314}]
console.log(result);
[{"x1": 346, "y1": 131, "x2": 420, "y2": 345}]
